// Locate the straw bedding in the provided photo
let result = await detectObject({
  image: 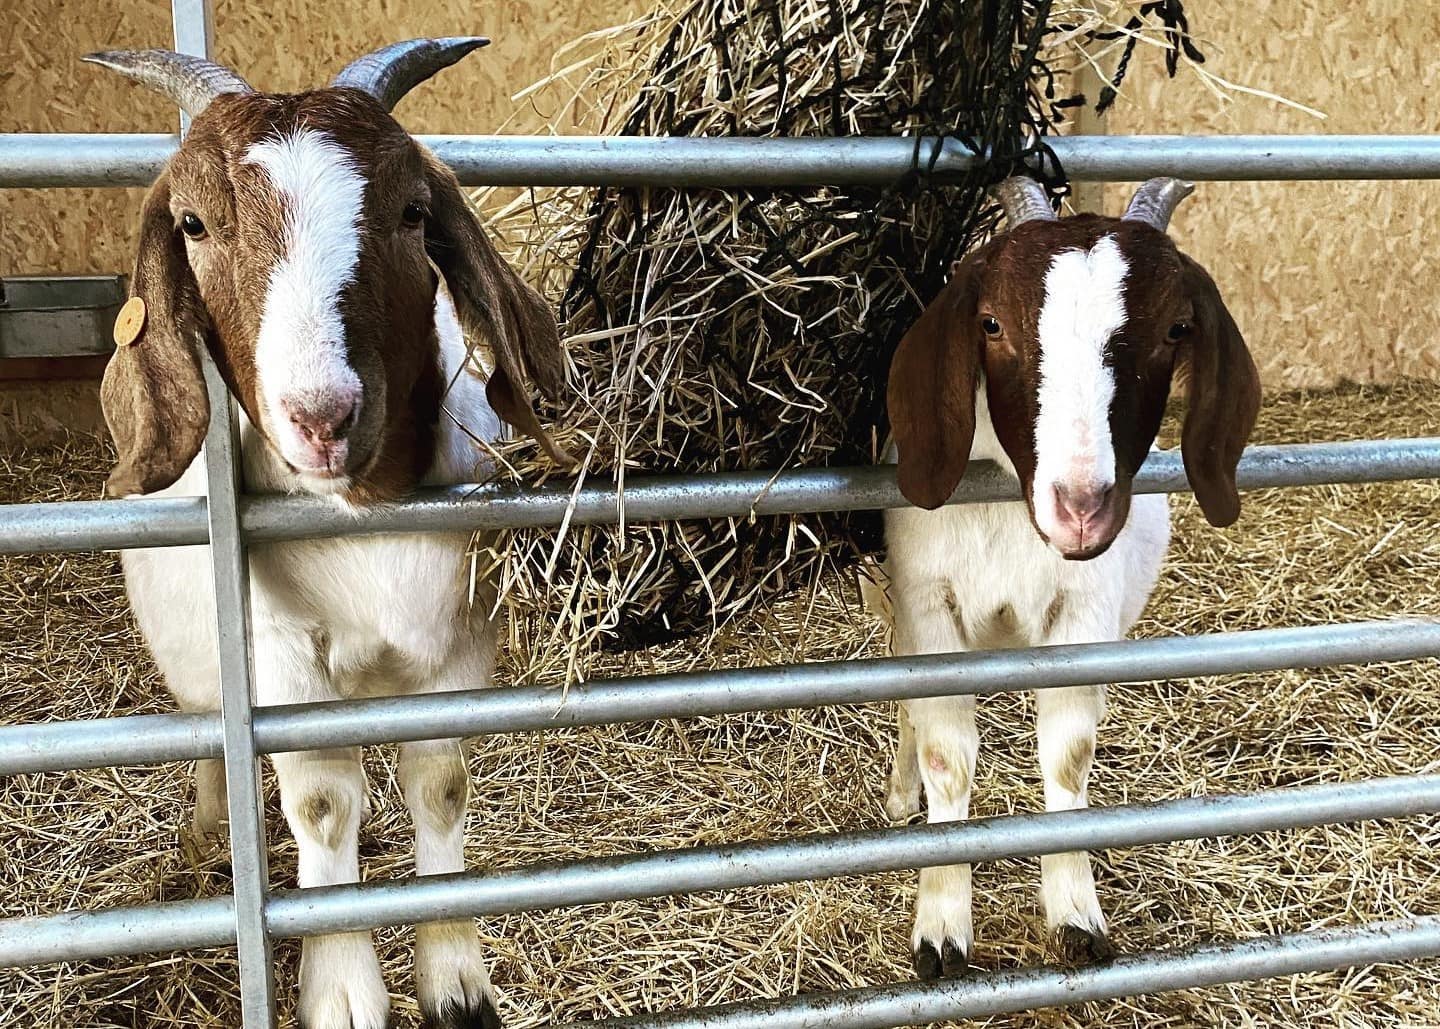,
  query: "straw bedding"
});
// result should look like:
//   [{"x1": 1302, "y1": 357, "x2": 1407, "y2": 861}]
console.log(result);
[{"x1": 0, "y1": 381, "x2": 1437, "y2": 1027}]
